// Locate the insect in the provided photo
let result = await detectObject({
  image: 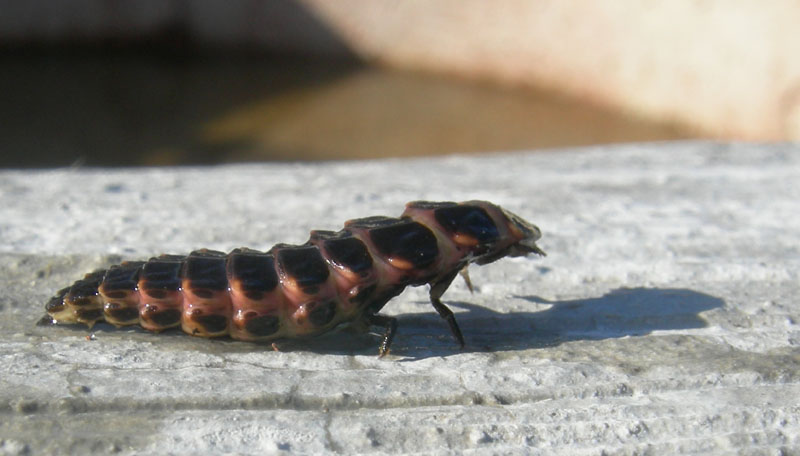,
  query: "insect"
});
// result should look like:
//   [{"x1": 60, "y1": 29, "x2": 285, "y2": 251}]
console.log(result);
[{"x1": 42, "y1": 200, "x2": 545, "y2": 355}]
